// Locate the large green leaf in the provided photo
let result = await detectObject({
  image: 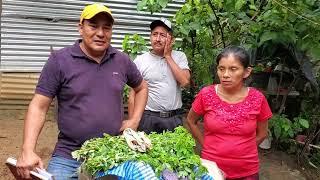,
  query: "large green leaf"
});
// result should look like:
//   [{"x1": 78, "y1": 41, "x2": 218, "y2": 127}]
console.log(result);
[
  {"x1": 274, "y1": 125, "x2": 282, "y2": 139},
  {"x1": 137, "y1": 0, "x2": 147, "y2": 11},
  {"x1": 310, "y1": 45, "x2": 320, "y2": 60},
  {"x1": 158, "y1": 0, "x2": 168, "y2": 8},
  {"x1": 189, "y1": 22, "x2": 201, "y2": 30},
  {"x1": 259, "y1": 31, "x2": 278, "y2": 45},
  {"x1": 235, "y1": 0, "x2": 246, "y2": 10},
  {"x1": 283, "y1": 123, "x2": 290, "y2": 132},
  {"x1": 288, "y1": 129, "x2": 294, "y2": 138},
  {"x1": 213, "y1": 0, "x2": 223, "y2": 8},
  {"x1": 299, "y1": 119, "x2": 310, "y2": 129}
]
